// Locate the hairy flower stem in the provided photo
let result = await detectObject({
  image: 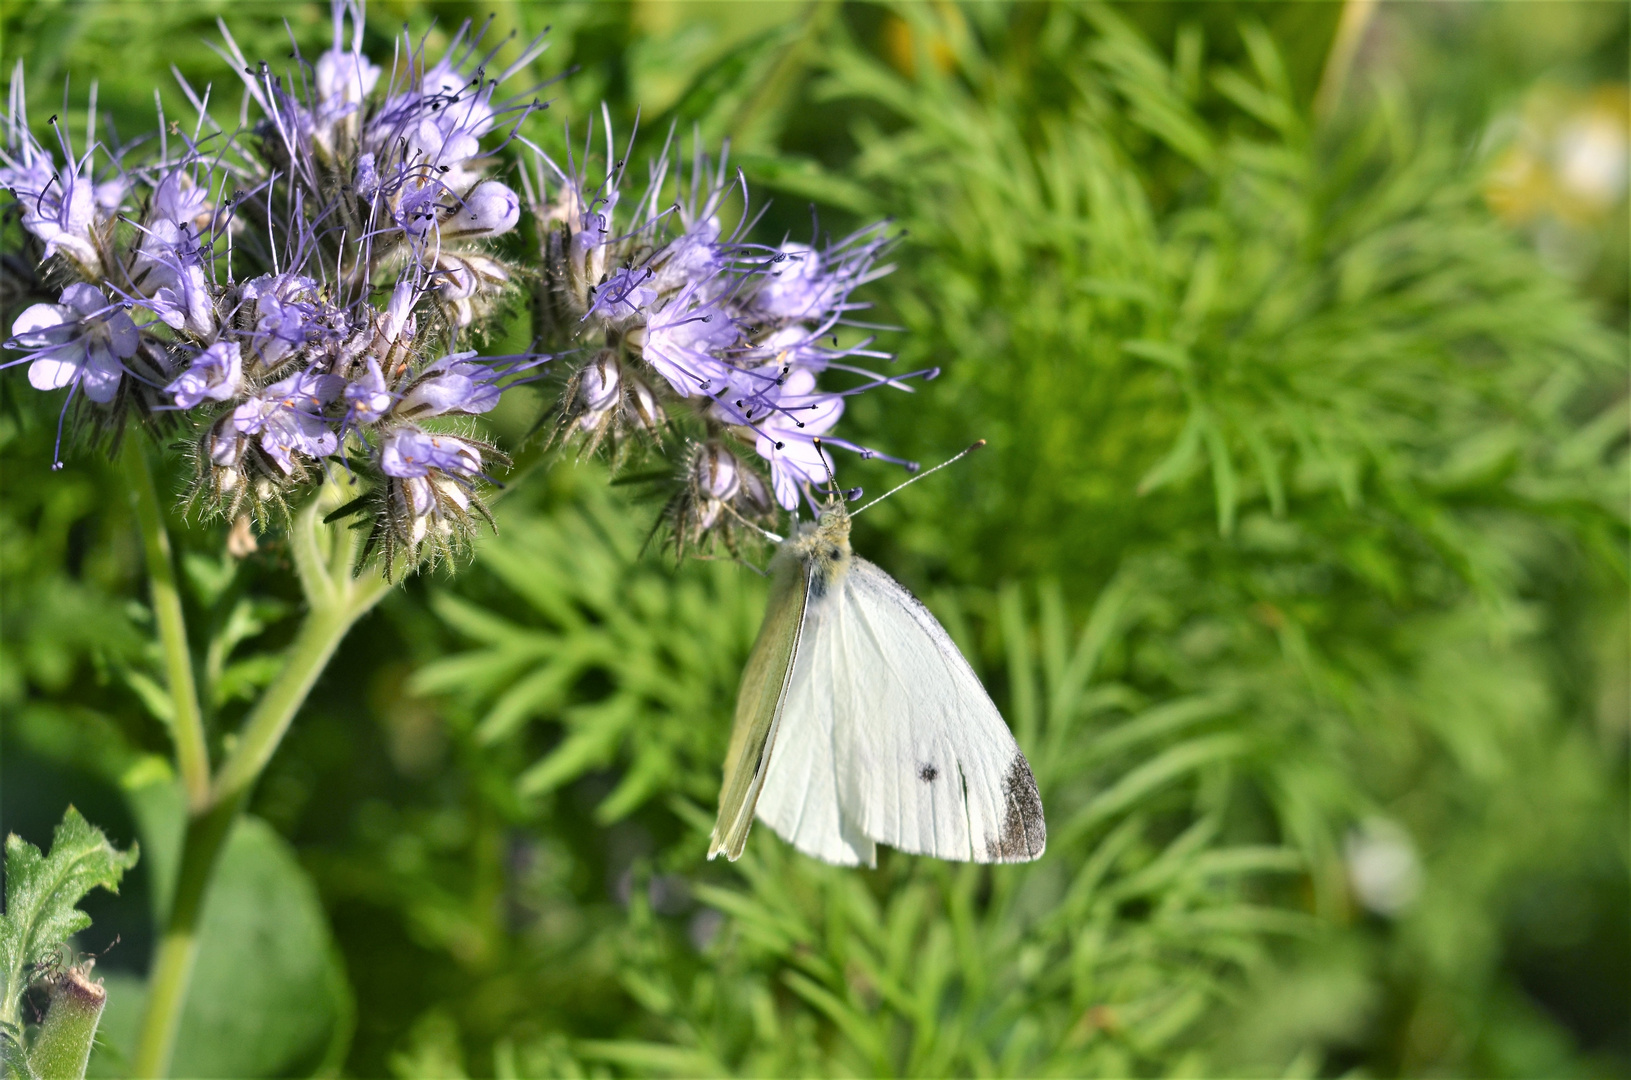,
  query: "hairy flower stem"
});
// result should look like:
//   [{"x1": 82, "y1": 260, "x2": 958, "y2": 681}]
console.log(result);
[
  {"x1": 28, "y1": 969, "x2": 107, "y2": 1080},
  {"x1": 124, "y1": 437, "x2": 210, "y2": 812},
  {"x1": 131, "y1": 486, "x2": 390, "y2": 1078}
]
